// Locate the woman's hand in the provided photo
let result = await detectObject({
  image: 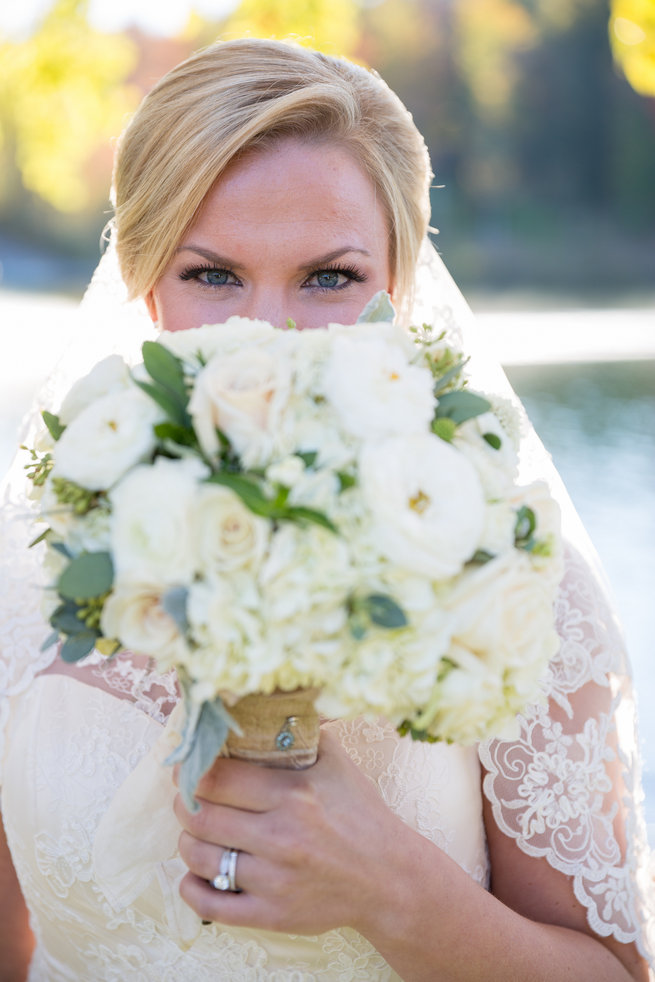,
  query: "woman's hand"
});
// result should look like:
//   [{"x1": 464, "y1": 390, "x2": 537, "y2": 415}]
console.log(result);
[{"x1": 173, "y1": 727, "x2": 404, "y2": 936}]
